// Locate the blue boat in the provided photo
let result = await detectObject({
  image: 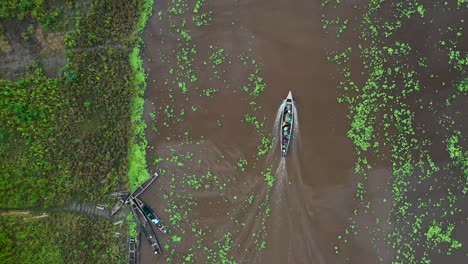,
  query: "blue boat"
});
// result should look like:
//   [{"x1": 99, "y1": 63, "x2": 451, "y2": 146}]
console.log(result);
[{"x1": 134, "y1": 197, "x2": 168, "y2": 234}]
